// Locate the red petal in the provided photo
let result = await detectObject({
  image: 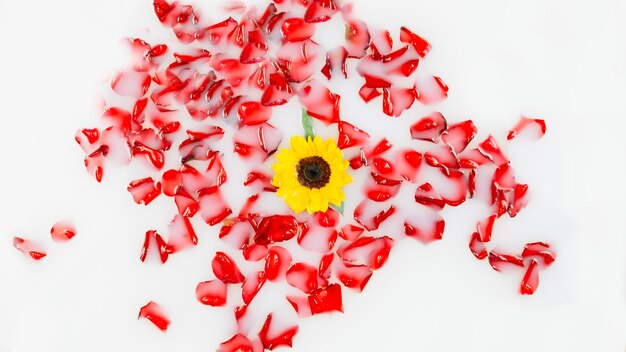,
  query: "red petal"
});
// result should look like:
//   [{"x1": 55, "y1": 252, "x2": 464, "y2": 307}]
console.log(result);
[
  {"x1": 469, "y1": 232, "x2": 488, "y2": 260},
  {"x1": 477, "y1": 214, "x2": 497, "y2": 243},
  {"x1": 313, "y1": 208, "x2": 340, "y2": 227},
  {"x1": 336, "y1": 236, "x2": 393, "y2": 270},
  {"x1": 127, "y1": 177, "x2": 162, "y2": 205},
  {"x1": 50, "y1": 221, "x2": 77, "y2": 242},
  {"x1": 441, "y1": 120, "x2": 477, "y2": 154},
  {"x1": 507, "y1": 116, "x2": 546, "y2": 141},
  {"x1": 198, "y1": 186, "x2": 232, "y2": 226},
  {"x1": 298, "y1": 81, "x2": 341, "y2": 124},
  {"x1": 286, "y1": 262, "x2": 322, "y2": 293},
  {"x1": 520, "y1": 259, "x2": 539, "y2": 295},
  {"x1": 254, "y1": 215, "x2": 300, "y2": 245},
  {"x1": 212, "y1": 251, "x2": 245, "y2": 284},
  {"x1": 353, "y1": 199, "x2": 396, "y2": 231},
  {"x1": 140, "y1": 230, "x2": 170, "y2": 264},
  {"x1": 238, "y1": 101, "x2": 272, "y2": 125},
  {"x1": 264, "y1": 246, "x2": 292, "y2": 281},
  {"x1": 410, "y1": 112, "x2": 447, "y2": 143},
  {"x1": 218, "y1": 334, "x2": 257, "y2": 352},
  {"x1": 196, "y1": 280, "x2": 228, "y2": 306},
  {"x1": 308, "y1": 283, "x2": 343, "y2": 314},
  {"x1": 13, "y1": 237, "x2": 46, "y2": 260},
  {"x1": 399, "y1": 26, "x2": 431, "y2": 57},
  {"x1": 414, "y1": 76, "x2": 448, "y2": 105},
  {"x1": 404, "y1": 211, "x2": 445, "y2": 244},
  {"x1": 336, "y1": 263, "x2": 372, "y2": 292},
  {"x1": 337, "y1": 121, "x2": 370, "y2": 149},
  {"x1": 167, "y1": 215, "x2": 197, "y2": 253},
  {"x1": 488, "y1": 251, "x2": 524, "y2": 272},
  {"x1": 258, "y1": 314, "x2": 299, "y2": 350},
  {"x1": 242, "y1": 271, "x2": 267, "y2": 305},
  {"x1": 344, "y1": 19, "x2": 370, "y2": 58},
  {"x1": 338, "y1": 224, "x2": 364, "y2": 241},
  {"x1": 509, "y1": 183, "x2": 529, "y2": 217},
  {"x1": 493, "y1": 164, "x2": 516, "y2": 191},
  {"x1": 281, "y1": 17, "x2": 315, "y2": 42},
  {"x1": 522, "y1": 242, "x2": 556, "y2": 265},
  {"x1": 138, "y1": 301, "x2": 170, "y2": 331},
  {"x1": 162, "y1": 169, "x2": 183, "y2": 196}
]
